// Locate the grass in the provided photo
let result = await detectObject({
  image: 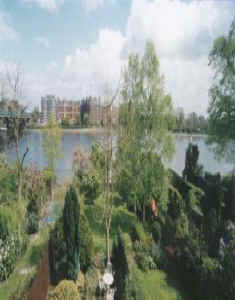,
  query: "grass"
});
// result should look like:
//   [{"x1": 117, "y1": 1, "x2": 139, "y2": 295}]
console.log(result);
[
  {"x1": 136, "y1": 270, "x2": 187, "y2": 300},
  {"x1": 0, "y1": 227, "x2": 49, "y2": 300}
]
